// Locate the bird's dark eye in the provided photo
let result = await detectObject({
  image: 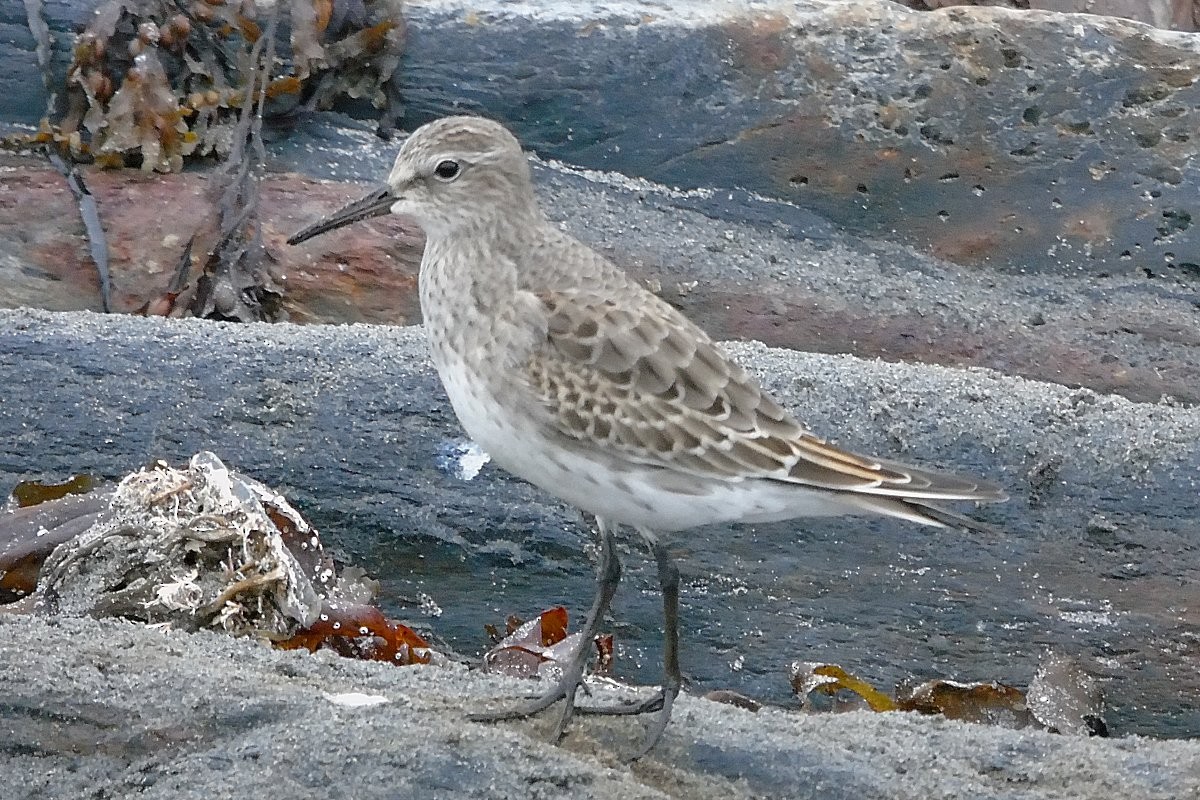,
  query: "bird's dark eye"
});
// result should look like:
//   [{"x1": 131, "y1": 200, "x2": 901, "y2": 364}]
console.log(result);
[{"x1": 433, "y1": 160, "x2": 461, "y2": 181}]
